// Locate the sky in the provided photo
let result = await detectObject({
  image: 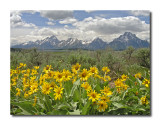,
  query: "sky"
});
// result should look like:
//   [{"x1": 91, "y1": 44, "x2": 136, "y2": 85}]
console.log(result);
[{"x1": 10, "y1": 10, "x2": 150, "y2": 46}]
